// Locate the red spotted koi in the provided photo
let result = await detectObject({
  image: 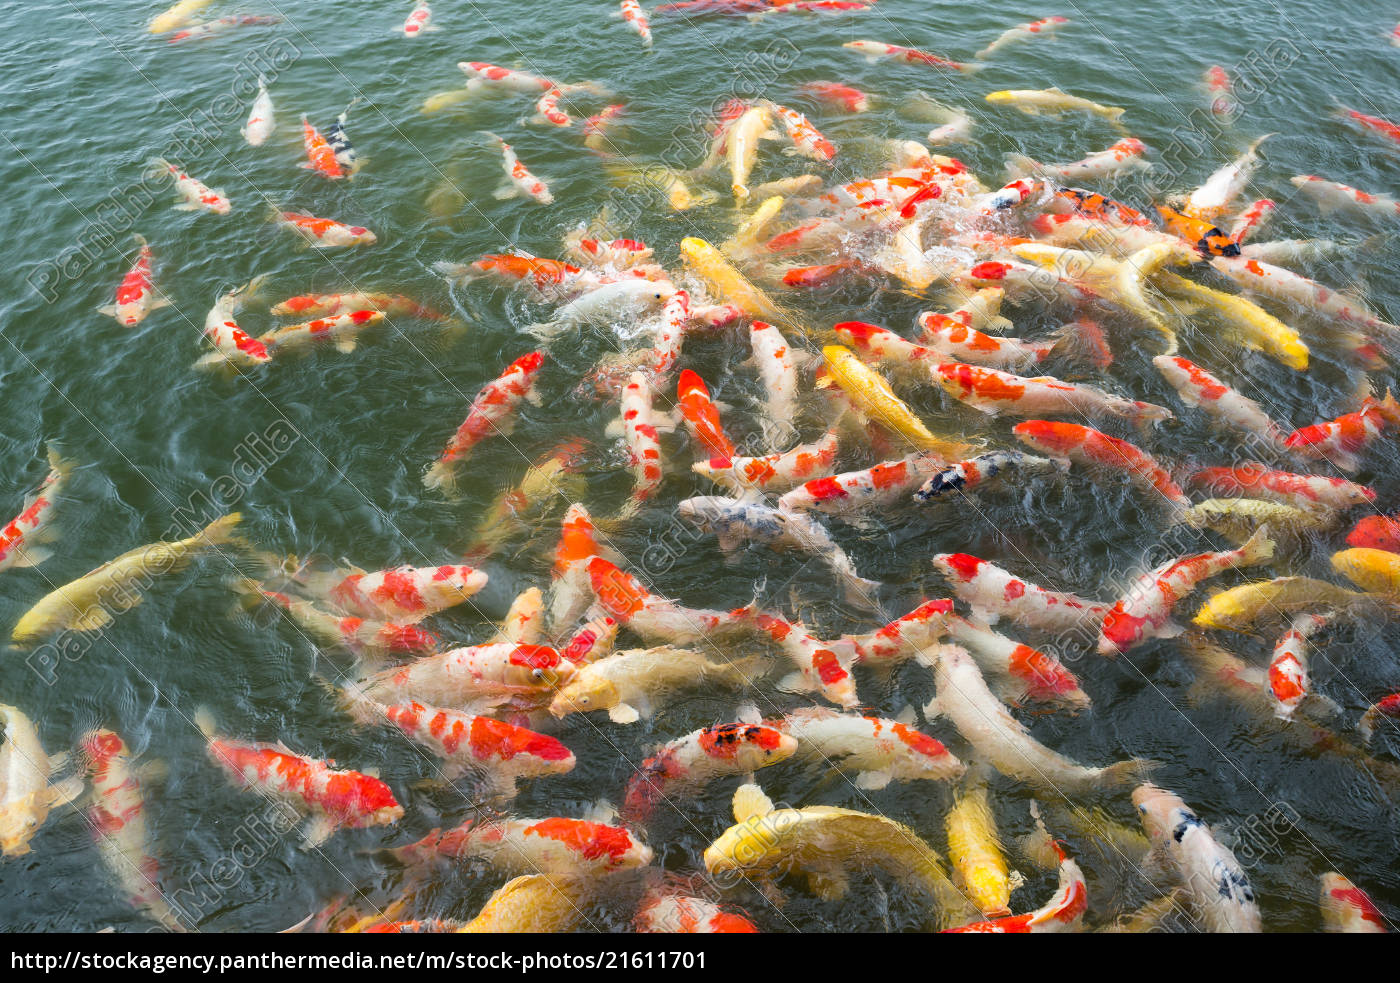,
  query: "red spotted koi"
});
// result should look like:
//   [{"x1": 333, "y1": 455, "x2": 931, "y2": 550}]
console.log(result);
[
  {"x1": 100, "y1": 235, "x2": 168, "y2": 327},
  {"x1": 424, "y1": 352, "x2": 545, "y2": 492},
  {"x1": 932, "y1": 553, "x2": 1110, "y2": 633}
]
